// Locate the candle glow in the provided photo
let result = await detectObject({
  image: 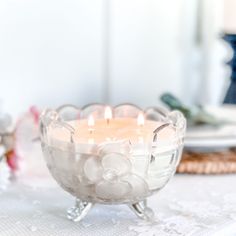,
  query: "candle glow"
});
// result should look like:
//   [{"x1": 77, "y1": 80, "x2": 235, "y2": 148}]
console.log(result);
[
  {"x1": 137, "y1": 113, "x2": 145, "y2": 126},
  {"x1": 88, "y1": 115, "x2": 95, "y2": 133},
  {"x1": 105, "y1": 106, "x2": 112, "y2": 125},
  {"x1": 88, "y1": 115, "x2": 95, "y2": 127}
]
